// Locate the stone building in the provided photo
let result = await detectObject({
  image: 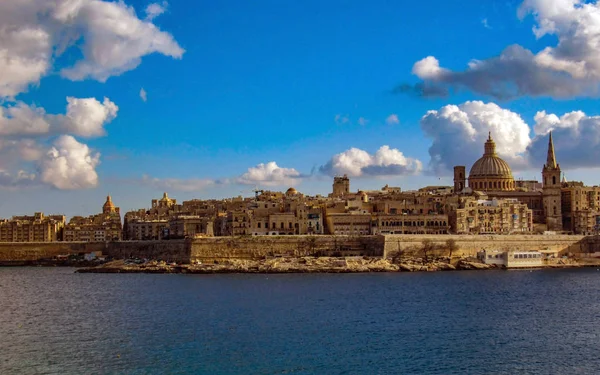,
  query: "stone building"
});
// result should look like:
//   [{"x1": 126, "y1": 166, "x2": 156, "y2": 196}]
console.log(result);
[
  {"x1": 464, "y1": 133, "x2": 516, "y2": 191},
  {"x1": 63, "y1": 196, "x2": 122, "y2": 242},
  {"x1": 331, "y1": 175, "x2": 350, "y2": 197},
  {"x1": 561, "y1": 184, "x2": 600, "y2": 234},
  {"x1": 453, "y1": 132, "x2": 563, "y2": 233},
  {"x1": 454, "y1": 198, "x2": 533, "y2": 234},
  {"x1": 0, "y1": 213, "x2": 65, "y2": 242},
  {"x1": 126, "y1": 219, "x2": 169, "y2": 240},
  {"x1": 542, "y1": 132, "x2": 563, "y2": 231},
  {"x1": 371, "y1": 214, "x2": 449, "y2": 234},
  {"x1": 325, "y1": 212, "x2": 371, "y2": 235},
  {"x1": 168, "y1": 215, "x2": 214, "y2": 238}
]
